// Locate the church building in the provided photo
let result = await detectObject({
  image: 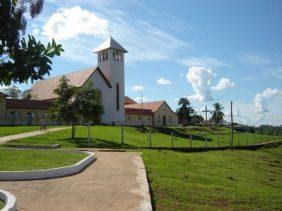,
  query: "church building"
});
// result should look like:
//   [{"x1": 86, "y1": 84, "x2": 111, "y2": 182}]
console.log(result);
[{"x1": 0, "y1": 37, "x2": 179, "y2": 126}]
